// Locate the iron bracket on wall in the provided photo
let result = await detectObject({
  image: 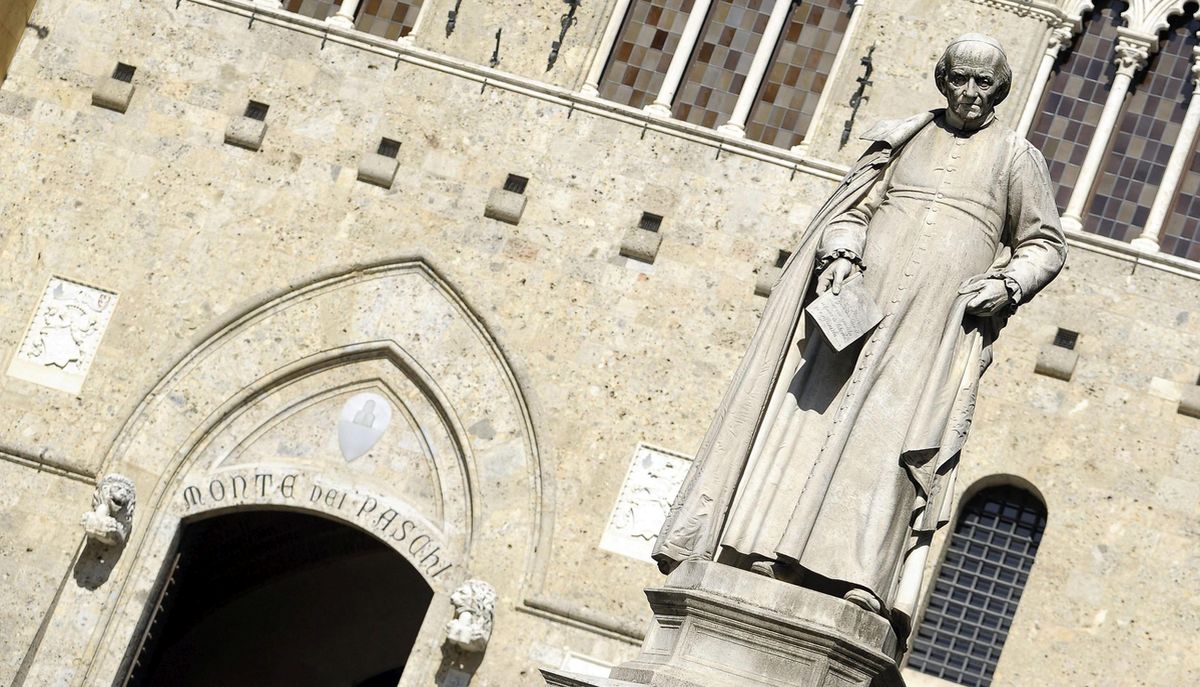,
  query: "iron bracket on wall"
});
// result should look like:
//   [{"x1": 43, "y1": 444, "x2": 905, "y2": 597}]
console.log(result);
[
  {"x1": 446, "y1": 0, "x2": 465, "y2": 36},
  {"x1": 490, "y1": 28, "x2": 502, "y2": 68},
  {"x1": 547, "y1": 0, "x2": 582, "y2": 71},
  {"x1": 840, "y1": 43, "x2": 876, "y2": 149}
]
